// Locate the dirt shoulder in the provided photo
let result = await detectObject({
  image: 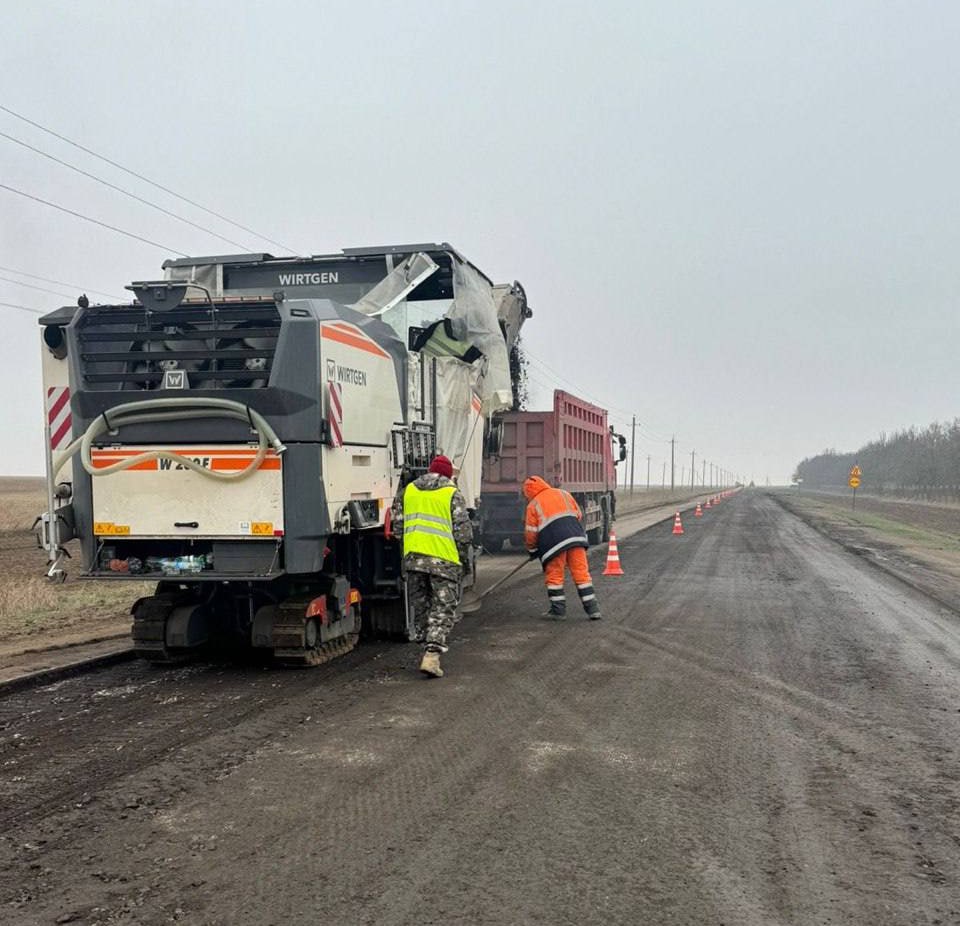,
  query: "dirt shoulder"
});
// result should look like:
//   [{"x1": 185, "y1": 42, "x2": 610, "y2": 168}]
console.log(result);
[
  {"x1": 769, "y1": 489, "x2": 960, "y2": 614},
  {"x1": 0, "y1": 478, "x2": 147, "y2": 659}
]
